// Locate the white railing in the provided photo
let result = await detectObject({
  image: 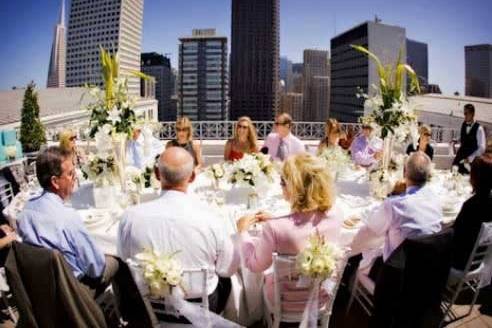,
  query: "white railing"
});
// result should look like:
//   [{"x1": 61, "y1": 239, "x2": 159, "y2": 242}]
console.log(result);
[{"x1": 44, "y1": 121, "x2": 460, "y2": 144}]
